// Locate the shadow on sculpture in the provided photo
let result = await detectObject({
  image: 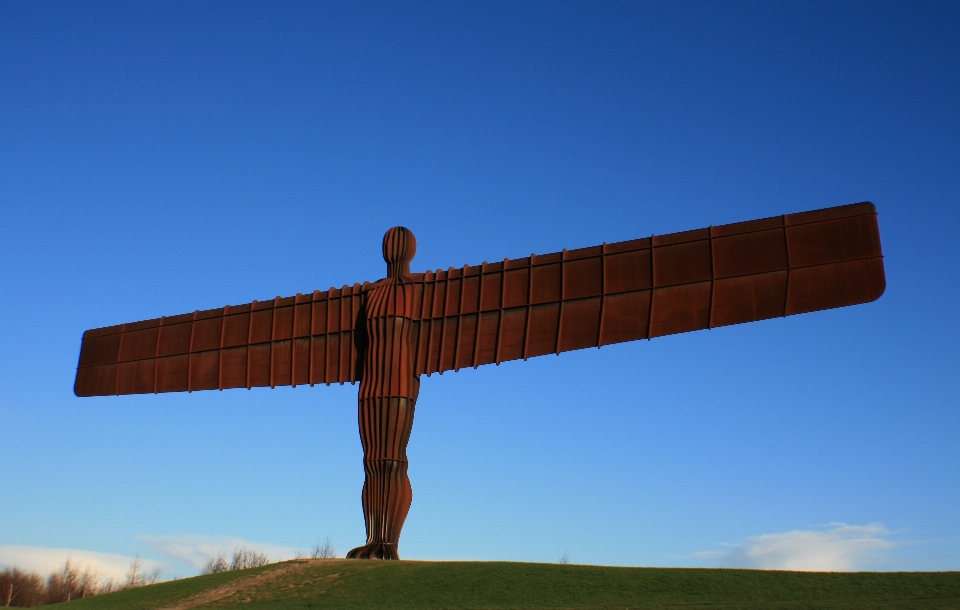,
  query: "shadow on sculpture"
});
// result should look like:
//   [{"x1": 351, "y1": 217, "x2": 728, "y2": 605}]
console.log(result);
[{"x1": 74, "y1": 202, "x2": 886, "y2": 559}]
